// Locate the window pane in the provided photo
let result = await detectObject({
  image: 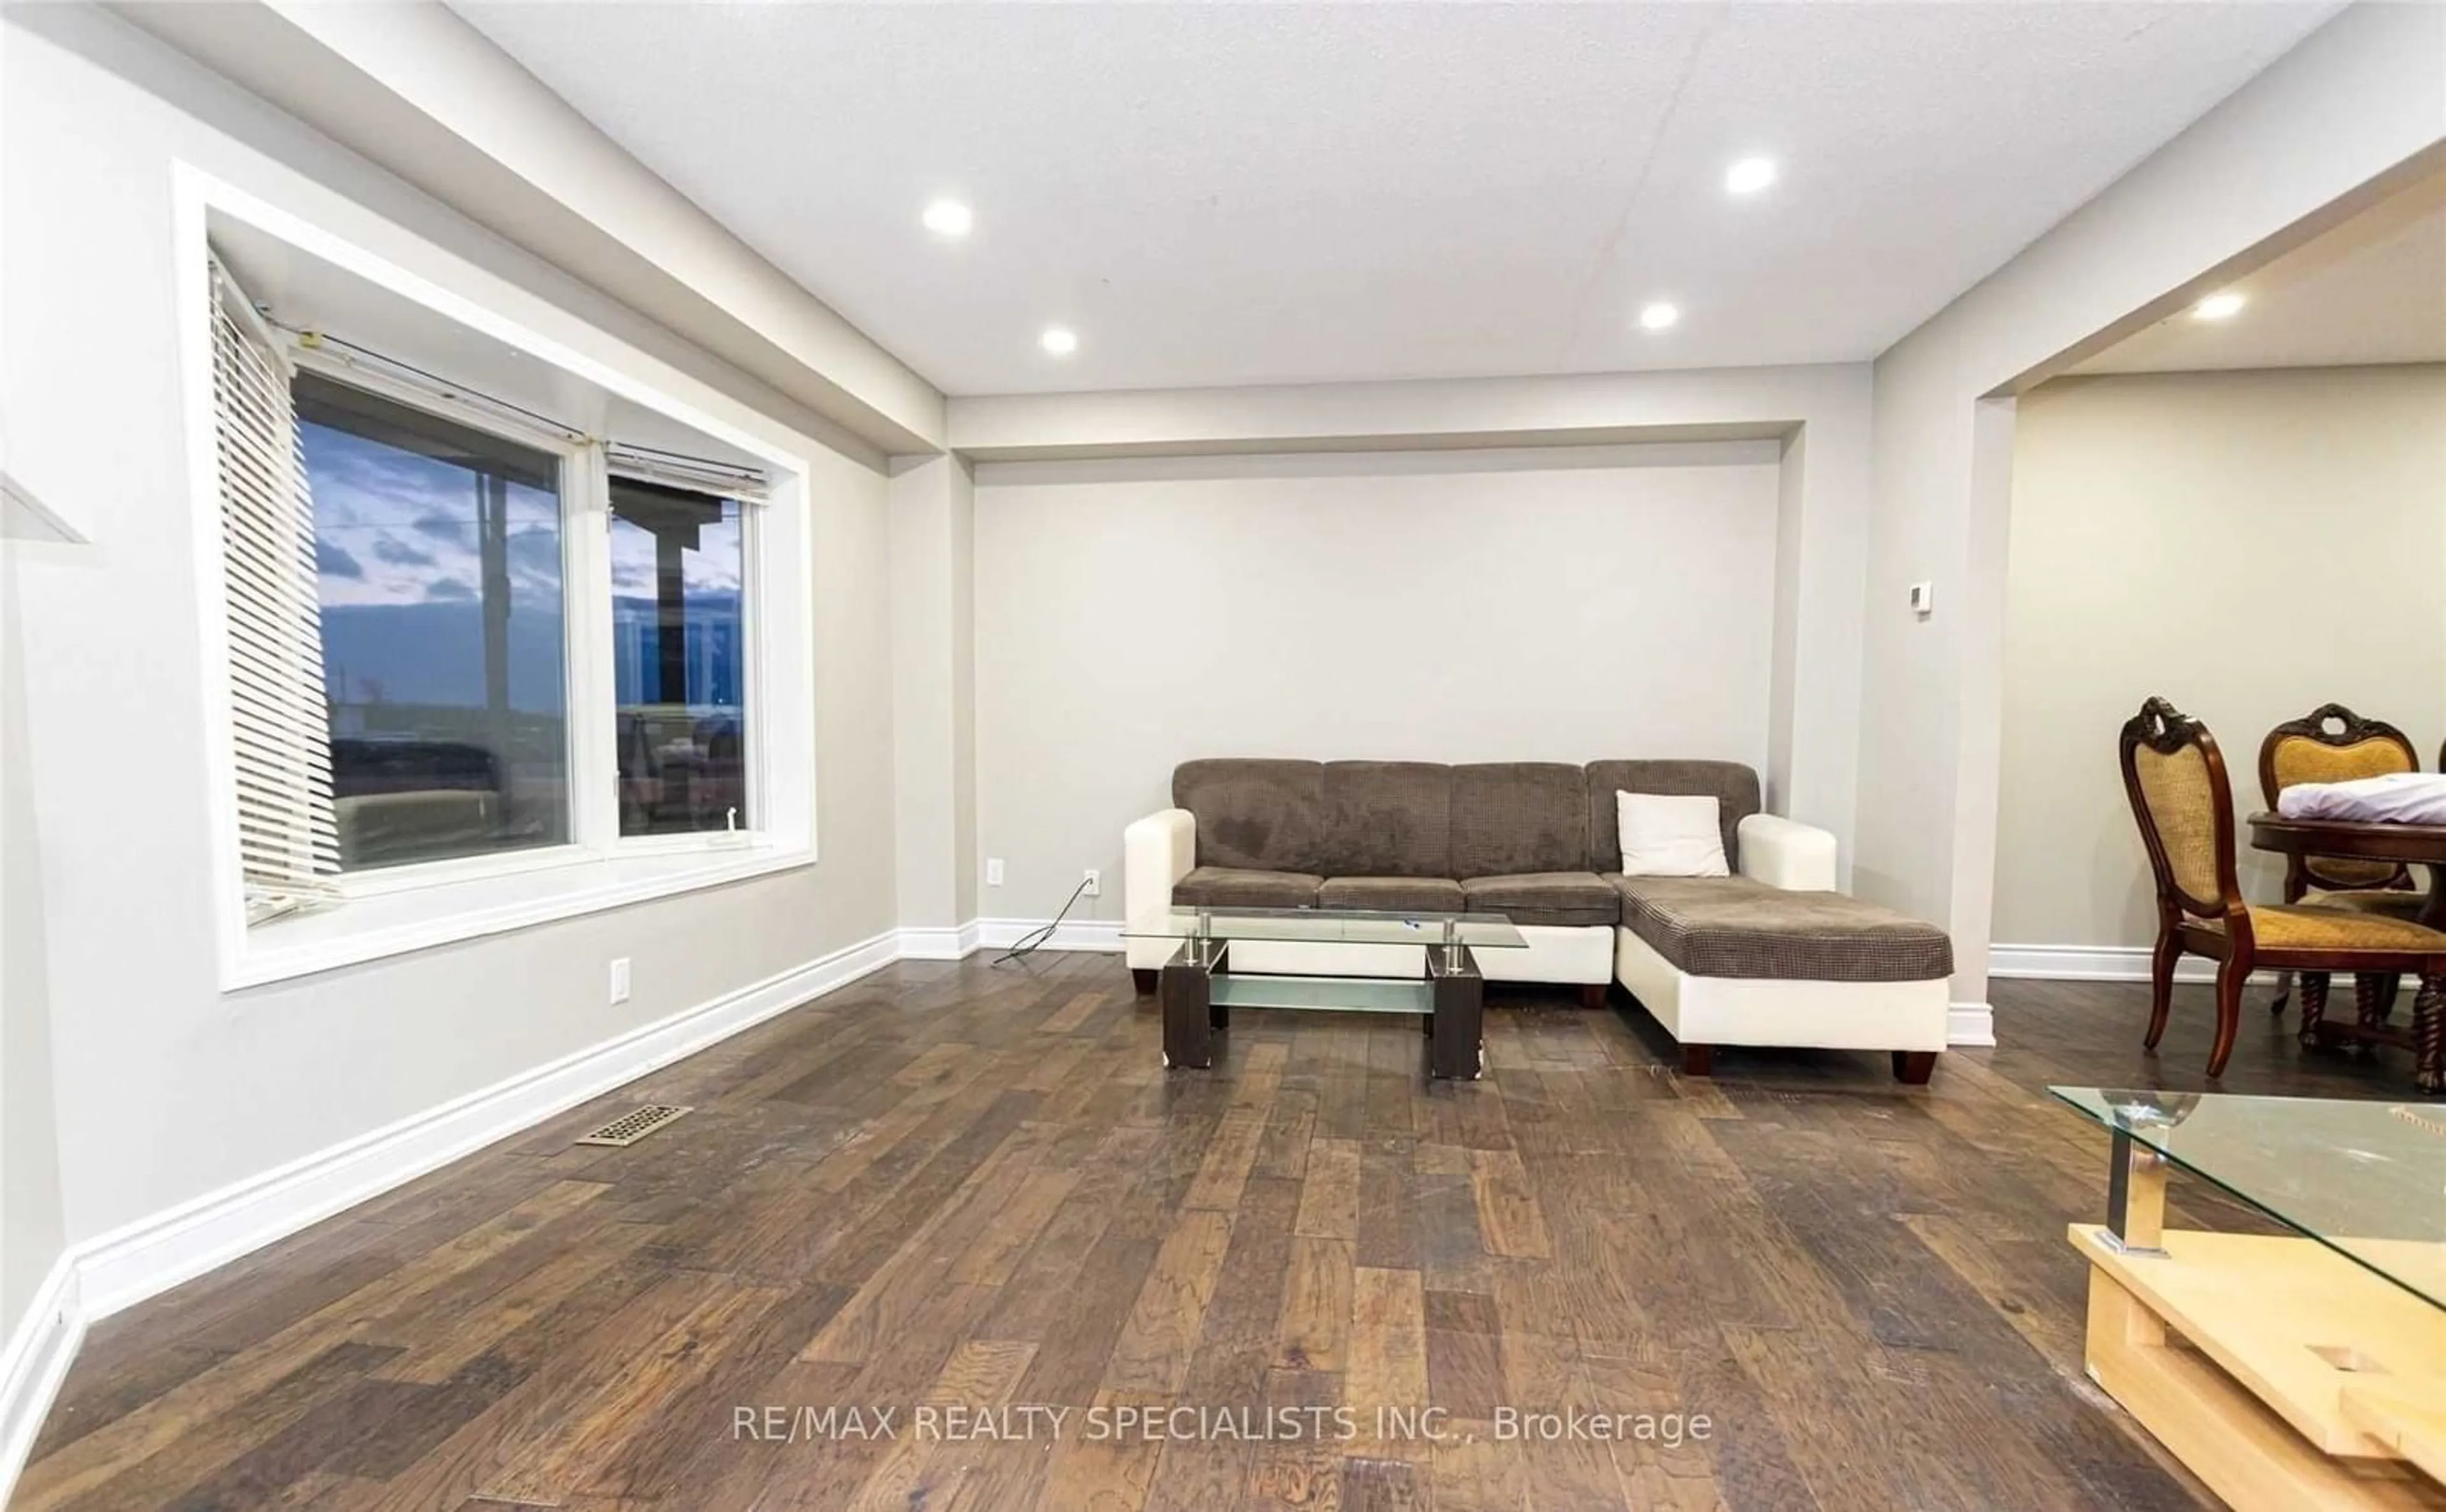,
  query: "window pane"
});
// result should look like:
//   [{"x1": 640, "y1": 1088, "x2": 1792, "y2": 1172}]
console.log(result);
[
  {"x1": 609, "y1": 478, "x2": 747, "y2": 836},
  {"x1": 297, "y1": 374, "x2": 569, "y2": 870}
]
